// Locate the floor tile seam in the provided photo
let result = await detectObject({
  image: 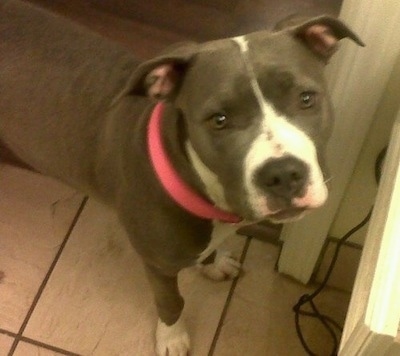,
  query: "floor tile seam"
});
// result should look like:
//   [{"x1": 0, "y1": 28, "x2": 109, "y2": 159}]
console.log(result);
[
  {"x1": 0, "y1": 328, "x2": 17, "y2": 338},
  {"x1": 7, "y1": 197, "x2": 89, "y2": 355},
  {"x1": 15, "y1": 336, "x2": 82, "y2": 356},
  {"x1": 207, "y1": 236, "x2": 253, "y2": 356}
]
